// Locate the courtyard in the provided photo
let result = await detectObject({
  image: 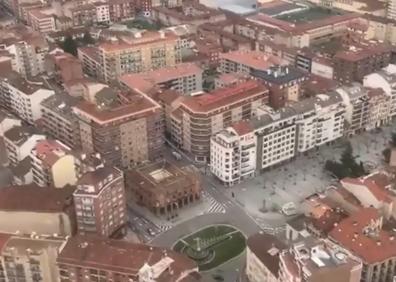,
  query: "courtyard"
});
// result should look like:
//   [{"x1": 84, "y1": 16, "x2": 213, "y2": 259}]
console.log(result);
[{"x1": 173, "y1": 224, "x2": 246, "y2": 271}]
